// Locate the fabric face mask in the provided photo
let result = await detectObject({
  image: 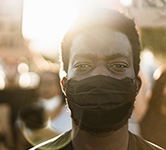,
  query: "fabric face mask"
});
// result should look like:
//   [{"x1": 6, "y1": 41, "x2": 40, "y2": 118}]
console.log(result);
[{"x1": 65, "y1": 75, "x2": 136, "y2": 132}]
